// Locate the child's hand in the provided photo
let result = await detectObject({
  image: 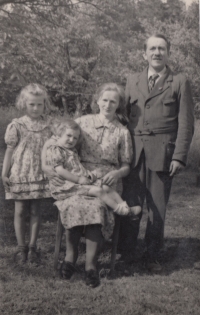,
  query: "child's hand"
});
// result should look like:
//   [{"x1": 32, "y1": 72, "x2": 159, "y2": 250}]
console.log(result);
[
  {"x1": 78, "y1": 176, "x2": 91, "y2": 185},
  {"x1": 2, "y1": 176, "x2": 10, "y2": 190}
]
